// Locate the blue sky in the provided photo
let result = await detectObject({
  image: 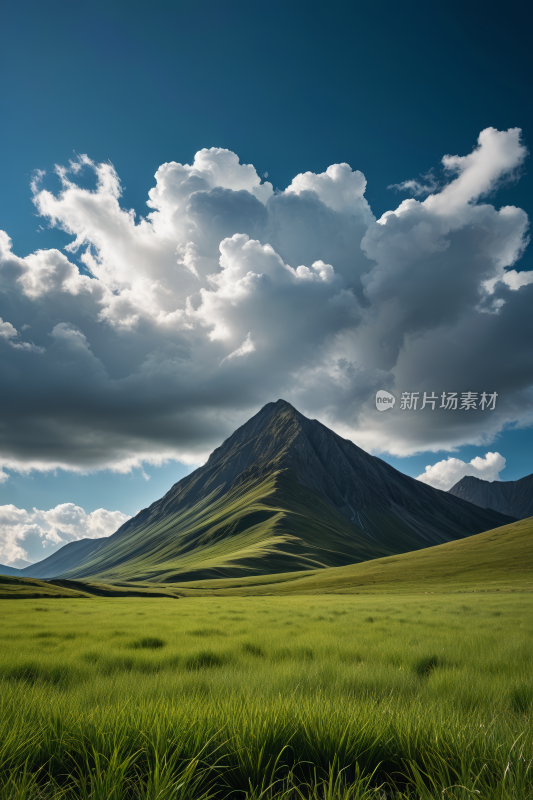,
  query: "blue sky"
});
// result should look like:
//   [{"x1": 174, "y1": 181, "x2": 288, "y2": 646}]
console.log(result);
[{"x1": 1, "y1": 0, "x2": 532, "y2": 564}]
